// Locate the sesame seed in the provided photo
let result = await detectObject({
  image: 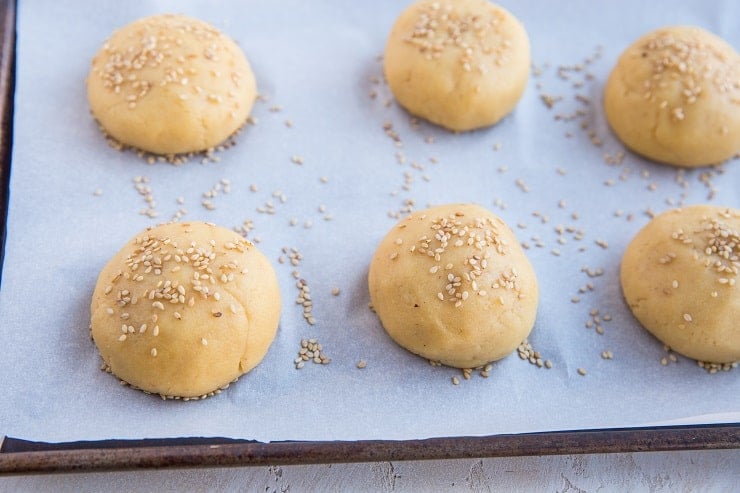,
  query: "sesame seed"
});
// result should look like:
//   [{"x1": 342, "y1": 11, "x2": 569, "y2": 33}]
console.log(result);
[{"x1": 294, "y1": 338, "x2": 330, "y2": 368}]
